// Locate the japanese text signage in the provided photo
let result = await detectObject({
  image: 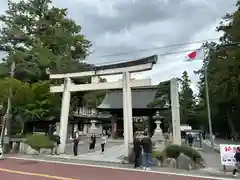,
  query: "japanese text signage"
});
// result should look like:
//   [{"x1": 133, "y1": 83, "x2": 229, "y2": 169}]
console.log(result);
[{"x1": 220, "y1": 144, "x2": 240, "y2": 166}]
